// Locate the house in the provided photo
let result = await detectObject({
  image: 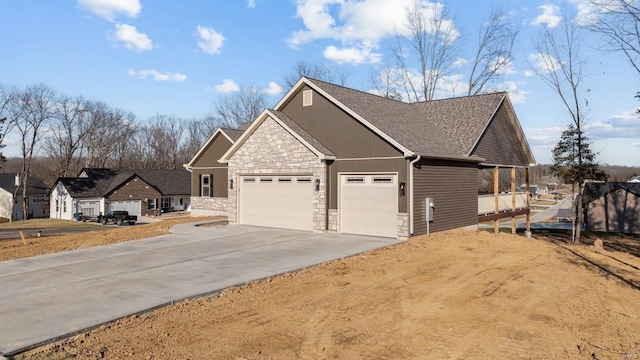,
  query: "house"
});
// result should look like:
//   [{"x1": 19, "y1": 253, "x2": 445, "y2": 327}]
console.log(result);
[
  {"x1": 213, "y1": 77, "x2": 534, "y2": 240},
  {"x1": 628, "y1": 175, "x2": 640, "y2": 183},
  {"x1": 184, "y1": 127, "x2": 244, "y2": 216},
  {"x1": 555, "y1": 208, "x2": 573, "y2": 222},
  {"x1": 0, "y1": 173, "x2": 49, "y2": 220},
  {"x1": 50, "y1": 168, "x2": 191, "y2": 220},
  {"x1": 582, "y1": 182, "x2": 640, "y2": 234}
]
